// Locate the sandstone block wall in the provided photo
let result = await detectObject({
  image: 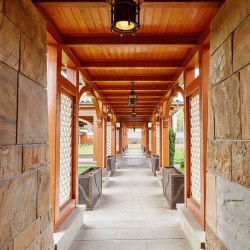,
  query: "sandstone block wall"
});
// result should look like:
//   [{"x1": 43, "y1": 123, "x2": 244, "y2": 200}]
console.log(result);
[
  {"x1": 0, "y1": 0, "x2": 54, "y2": 249},
  {"x1": 207, "y1": 0, "x2": 250, "y2": 249}
]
